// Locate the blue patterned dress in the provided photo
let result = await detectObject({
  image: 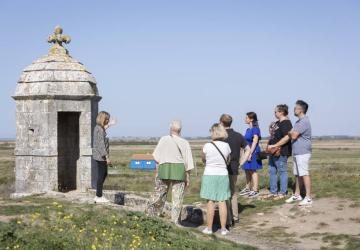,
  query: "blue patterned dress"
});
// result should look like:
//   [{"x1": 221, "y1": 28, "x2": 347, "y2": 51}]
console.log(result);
[{"x1": 242, "y1": 127, "x2": 263, "y2": 170}]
